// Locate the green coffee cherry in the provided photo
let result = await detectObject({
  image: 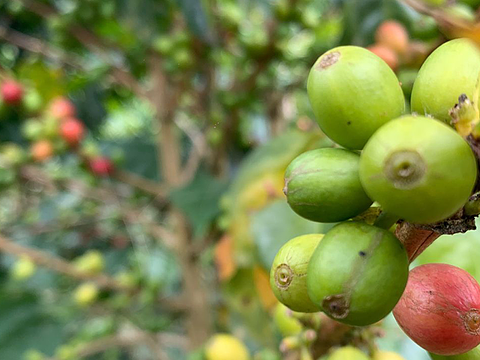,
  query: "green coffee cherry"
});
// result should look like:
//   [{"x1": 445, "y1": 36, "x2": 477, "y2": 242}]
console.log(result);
[
  {"x1": 270, "y1": 234, "x2": 323, "y2": 313},
  {"x1": 284, "y1": 148, "x2": 372, "y2": 223},
  {"x1": 307, "y1": 46, "x2": 405, "y2": 149},
  {"x1": 22, "y1": 119, "x2": 44, "y2": 141},
  {"x1": 307, "y1": 222, "x2": 408, "y2": 326},
  {"x1": 411, "y1": 39, "x2": 480, "y2": 123},
  {"x1": 359, "y1": 115, "x2": 477, "y2": 224},
  {"x1": 411, "y1": 16, "x2": 439, "y2": 41},
  {"x1": 430, "y1": 345, "x2": 480, "y2": 359},
  {"x1": 327, "y1": 347, "x2": 370, "y2": 360},
  {"x1": 273, "y1": 302, "x2": 303, "y2": 337}
]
